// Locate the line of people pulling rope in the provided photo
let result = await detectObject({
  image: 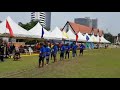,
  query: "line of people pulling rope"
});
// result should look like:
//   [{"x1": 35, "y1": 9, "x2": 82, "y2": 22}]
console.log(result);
[
  {"x1": 0, "y1": 40, "x2": 85, "y2": 67},
  {"x1": 39, "y1": 41, "x2": 85, "y2": 68}
]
